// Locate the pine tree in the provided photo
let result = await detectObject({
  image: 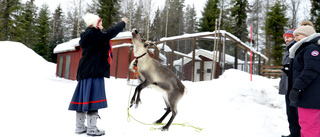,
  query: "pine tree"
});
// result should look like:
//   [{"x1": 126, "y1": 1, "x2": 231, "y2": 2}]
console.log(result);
[
  {"x1": 149, "y1": 7, "x2": 162, "y2": 41},
  {"x1": 198, "y1": 0, "x2": 220, "y2": 32},
  {"x1": 65, "y1": 0, "x2": 86, "y2": 40},
  {"x1": 0, "y1": 0, "x2": 21, "y2": 40},
  {"x1": 167, "y1": 0, "x2": 185, "y2": 37},
  {"x1": 247, "y1": 0, "x2": 263, "y2": 50},
  {"x1": 220, "y1": 0, "x2": 233, "y2": 34},
  {"x1": 197, "y1": 0, "x2": 219, "y2": 50},
  {"x1": 160, "y1": 3, "x2": 168, "y2": 37},
  {"x1": 86, "y1": 0, "x2": 99, "y2": 14},
  {"x1": 230, "y1": 0, "x2": 249, "y2": 42},
  {"x1": 185, "y1": 4, "x2": 197, "y2": 34},
  {"x1": 65, "y1": 10, "x2": 78, "y2": 40},
  {"x1": 34, "y1": 4, "x2": 51, "y2": 61},
  {"x1": 97, "y1": 0, "x2": 120, "y2": 28},
  {"x1": 265, "y1": 1, "x2": 288, "y2": 66},
  {"x1": 15, "y1": 0, "x2": 37, "y2": 48},
  {"x1": 132, "y1": 0, "x2": 145, "y2": 34},
  {"x1": 310, "y1": 0, "x2": 320, "y2": 32},
  {"x1": 263, "y1": 0, "x2": 272, "y2": 65},
  {"x1": 52, "y1": 4, "x2": 65, "y2": 44},
  {"x1": 50, "y1": 4, "x2": 65, "y2": 62}
]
